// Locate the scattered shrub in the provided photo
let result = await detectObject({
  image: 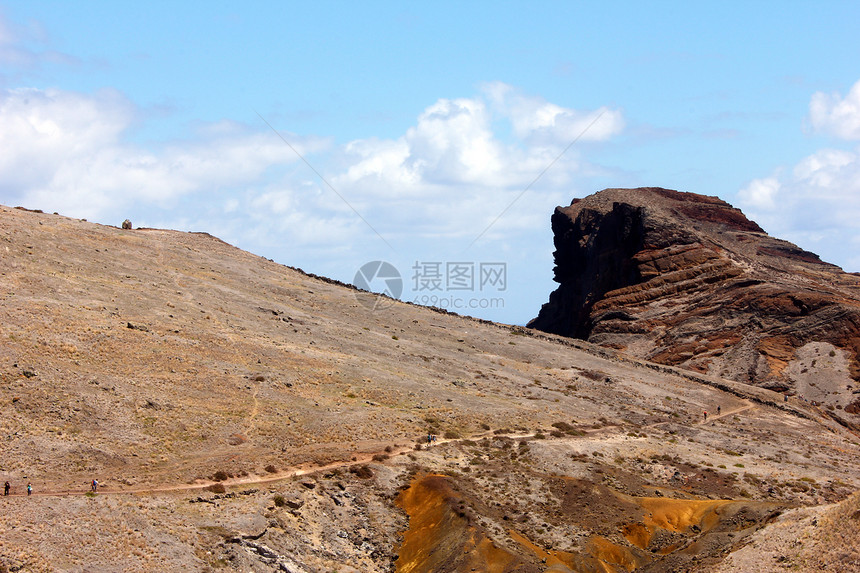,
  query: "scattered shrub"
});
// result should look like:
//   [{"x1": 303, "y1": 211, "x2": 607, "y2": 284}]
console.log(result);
[
  {"x1": 349, "y1": 465, "x2": 374, "y2": 479},
  {"x1": 207, "y1": 483, "x2": 226, "y2": 494},
  {"x1": 273, "y1": 495, "x2": 287, "y2": 507}
]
